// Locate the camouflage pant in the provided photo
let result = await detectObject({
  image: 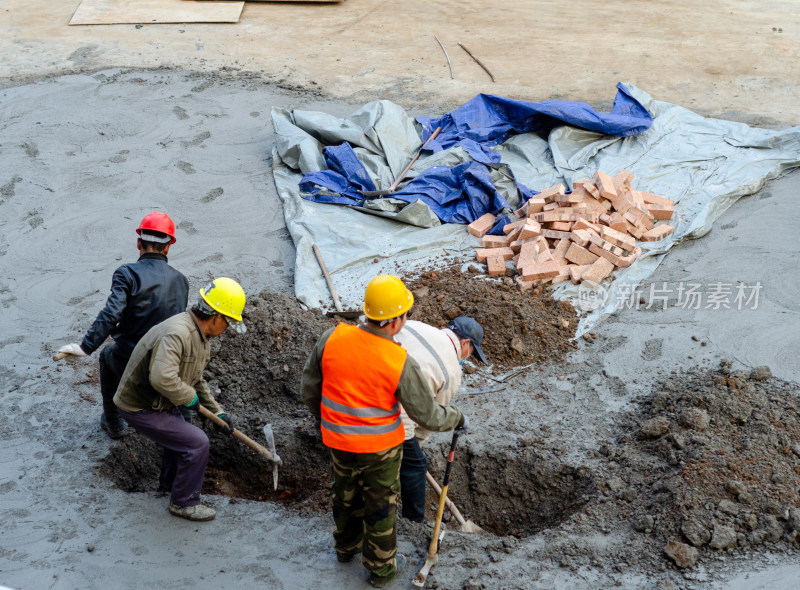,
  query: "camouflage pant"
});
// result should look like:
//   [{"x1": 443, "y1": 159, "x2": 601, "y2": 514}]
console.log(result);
[{"x1": 328, "y1": 444, "x2": 402, "y2": 578}]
